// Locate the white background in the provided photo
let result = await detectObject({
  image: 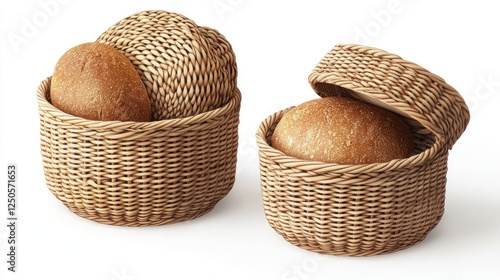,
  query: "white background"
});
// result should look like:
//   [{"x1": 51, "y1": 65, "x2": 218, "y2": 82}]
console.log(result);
[{"x1": 1, "y1": 0, "x2": 499, "y2": 279}]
